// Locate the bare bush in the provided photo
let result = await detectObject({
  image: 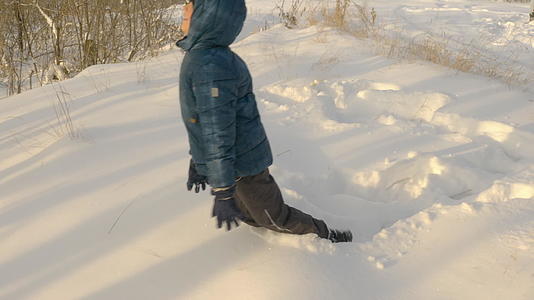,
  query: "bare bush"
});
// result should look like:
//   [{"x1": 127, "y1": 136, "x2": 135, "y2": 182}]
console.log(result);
[
  {"x1": 276, "y1": 0, "x2": 306, "y2": 28},
  {"x1": 0, "y1": 0, "x2": 181, "y2": 97}
]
